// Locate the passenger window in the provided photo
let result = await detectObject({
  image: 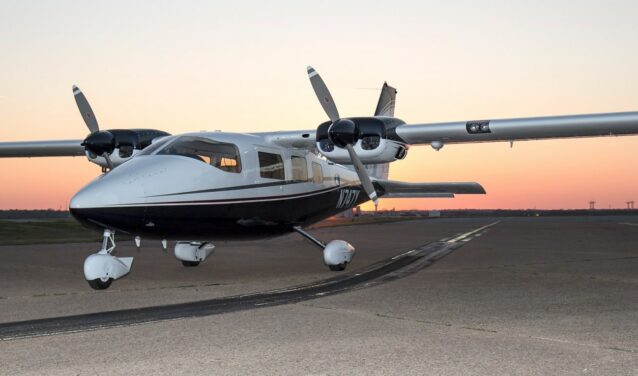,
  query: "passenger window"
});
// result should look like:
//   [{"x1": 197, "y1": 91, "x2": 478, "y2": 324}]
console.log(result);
[
  {"x1": 156, "y1": 136, "x2": 242, "y2": 173},
  {"x1": 258, "y1": 152, "x2": 285, "y2": 180},
  {"x1": 311, "y1": 162, "x2": 324, "y2": 184},
  {"x1": 291, "y1": 156, "x2": 308, "y2": 182}
]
